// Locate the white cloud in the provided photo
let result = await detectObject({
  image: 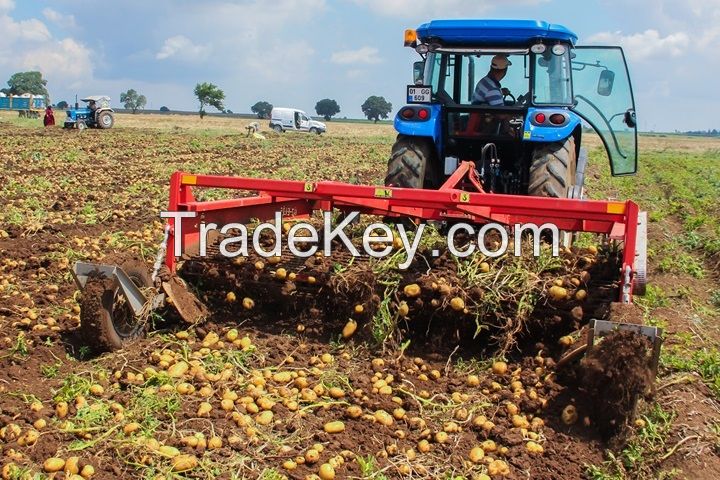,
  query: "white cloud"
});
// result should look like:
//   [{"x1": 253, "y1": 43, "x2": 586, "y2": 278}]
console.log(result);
[
  {"x1": 20, "y1": 38, "x2": 93, "y2": 88},
  {"x1": 156, "y1": 35, "x2": 210, "y2": 61},
  {"x1": 331, "y1": 47, "x2": 381, "y2": 65},
  {"x1": 244, "y1": 41, "x2": 316, "y2": 80},
  {"x1": 0, "y1": 15, "x2": 51, "y2": 43},
  {"x1": 587, "y1": 29, "x2": 689, "y2": 60},
  {"x1": 0, "y1": 5, "x2": 93, "y2": 91},
  {"x1": 42, "y1": 8, "x2": 76, "y2": 28},
  {"x1": 351, "y1": 0, "x2": 547, "y2": 18}
]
